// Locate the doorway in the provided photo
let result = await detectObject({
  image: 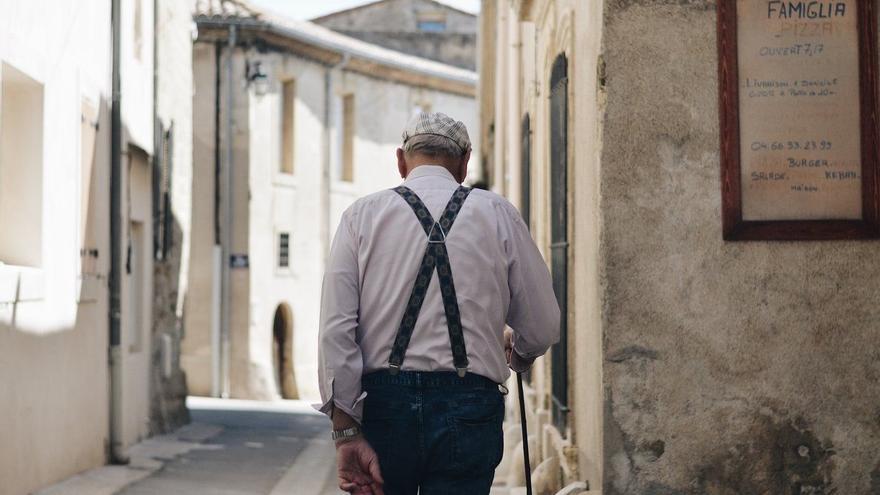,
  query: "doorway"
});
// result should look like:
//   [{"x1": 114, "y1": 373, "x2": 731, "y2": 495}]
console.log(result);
[{"x1": 272, "y1": 303, "x2": 298, "y2": 399}]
